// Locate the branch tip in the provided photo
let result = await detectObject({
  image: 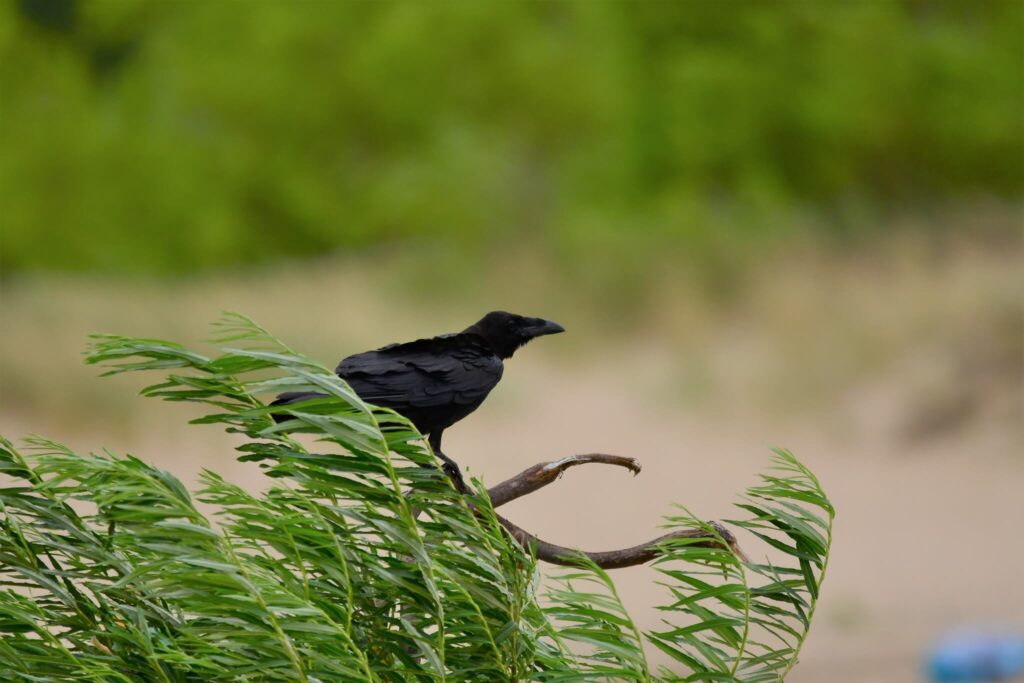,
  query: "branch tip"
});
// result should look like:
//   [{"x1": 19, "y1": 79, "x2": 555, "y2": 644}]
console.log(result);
[{"x1": 488, "y1": 453, "x2": 643, "y2": 508}]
